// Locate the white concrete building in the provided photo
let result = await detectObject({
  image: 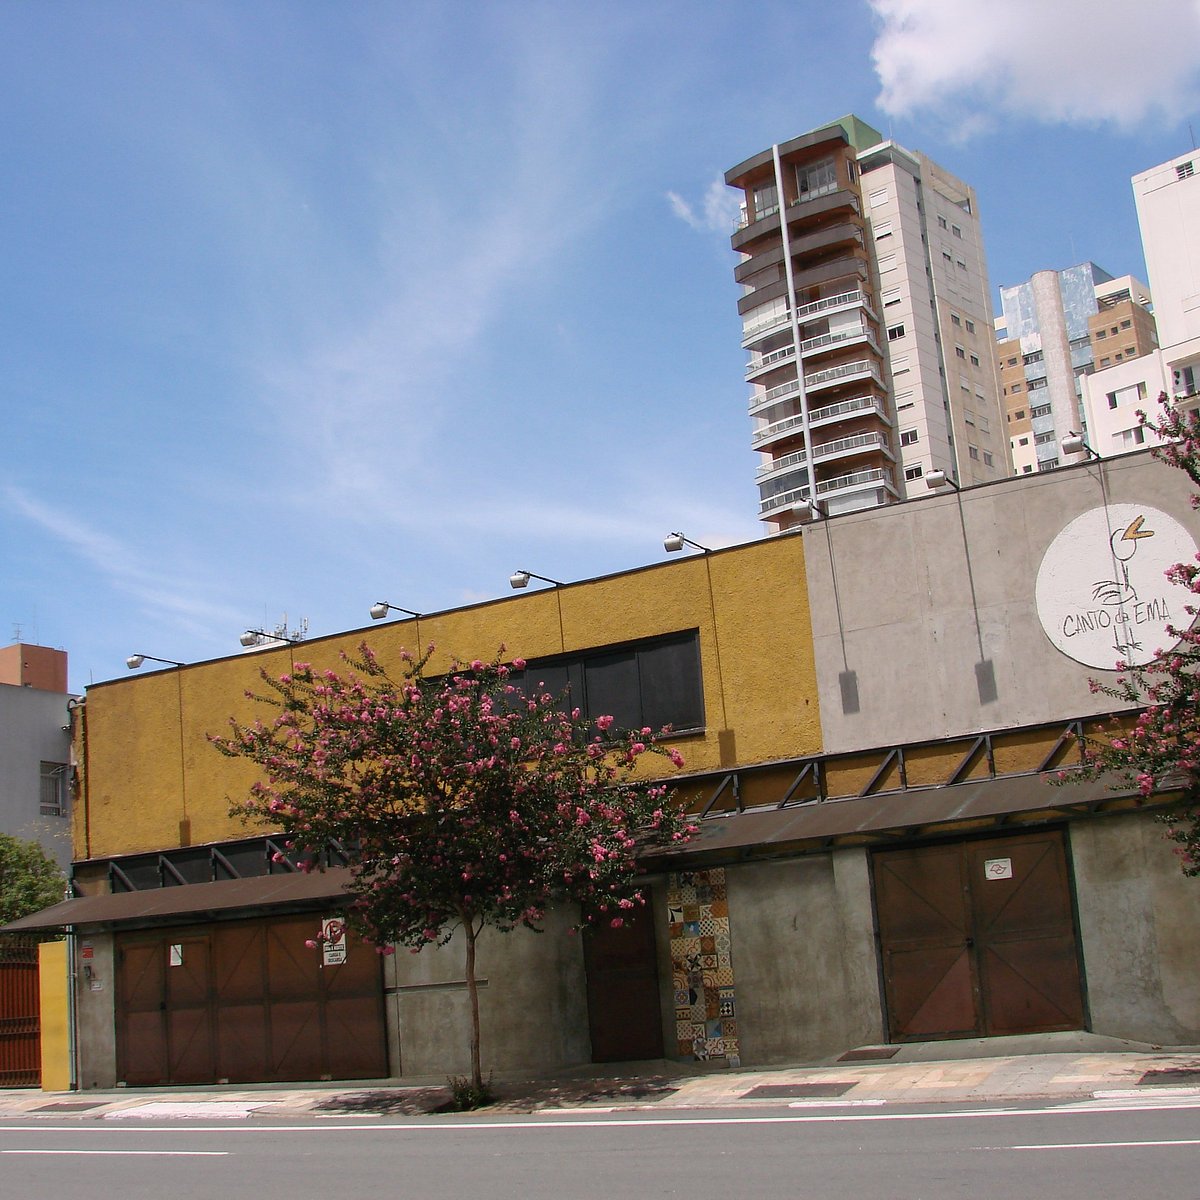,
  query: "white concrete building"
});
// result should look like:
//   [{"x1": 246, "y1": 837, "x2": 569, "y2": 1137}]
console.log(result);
[{"x1": 1080, "y1": 151, "x2": 1200, "y2": 453}]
